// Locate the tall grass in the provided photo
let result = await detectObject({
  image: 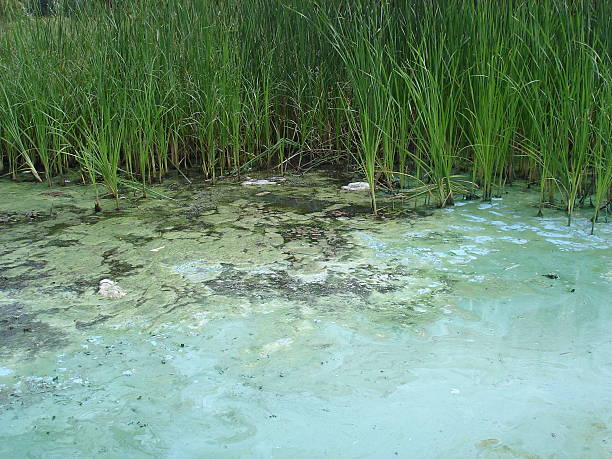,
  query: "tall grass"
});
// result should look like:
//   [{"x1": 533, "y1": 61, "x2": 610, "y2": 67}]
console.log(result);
[
  {"x1": 0, "y1": 0, "x2": 25, "y2": 20},
  {"x1": 0, "y1": 0, "x2": 609, "y2": 228},
  {"x1": 591, "y1": 64, "x2": 612, "y2": 234},
  {"x1": 463, "y1": 4, "x2": 520, "y2": 201},
  {"x1": 315, "y1": 1, "x2": 394, "y2": 213}
]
